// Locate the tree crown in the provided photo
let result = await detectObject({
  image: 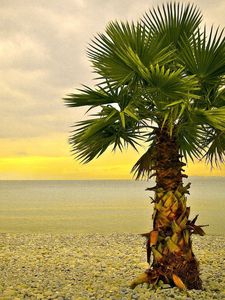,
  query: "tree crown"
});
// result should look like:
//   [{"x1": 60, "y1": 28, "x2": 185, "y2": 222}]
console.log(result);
[{"x1": 64, "y1": 2, "x2": 225, "y2": 174}]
